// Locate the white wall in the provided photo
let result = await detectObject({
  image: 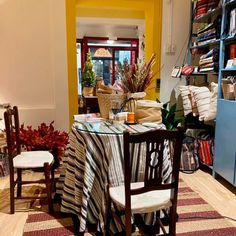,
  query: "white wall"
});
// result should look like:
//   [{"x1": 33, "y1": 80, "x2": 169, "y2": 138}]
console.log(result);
[
  {"x1": 0, "y1": 0, "x2": 69, "y2": 131},
  {"x1": 160, "y1": 0, "x2": 191, "y2": 103}
]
